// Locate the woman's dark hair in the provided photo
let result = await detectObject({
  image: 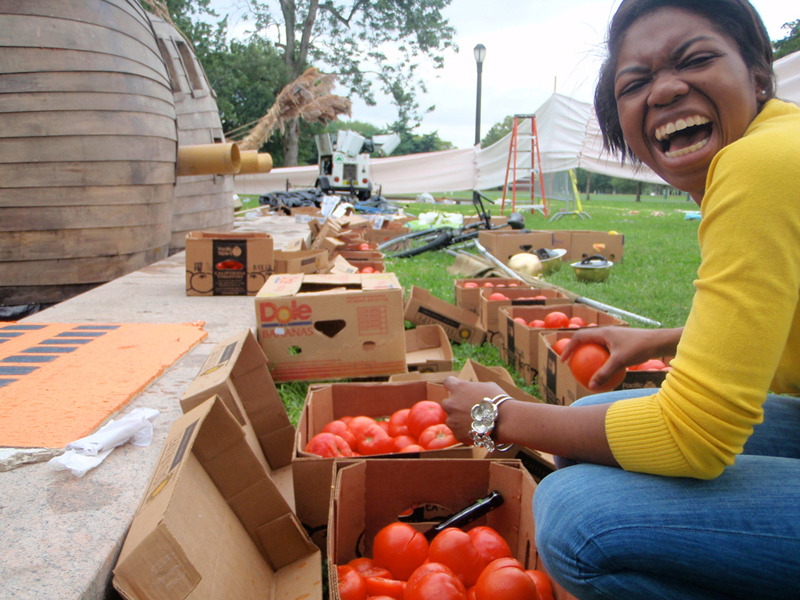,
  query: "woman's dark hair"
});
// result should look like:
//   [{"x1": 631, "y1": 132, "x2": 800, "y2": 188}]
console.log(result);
[{"x1": 595, "y1": 0, "x2": 776, "y2": 162}]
